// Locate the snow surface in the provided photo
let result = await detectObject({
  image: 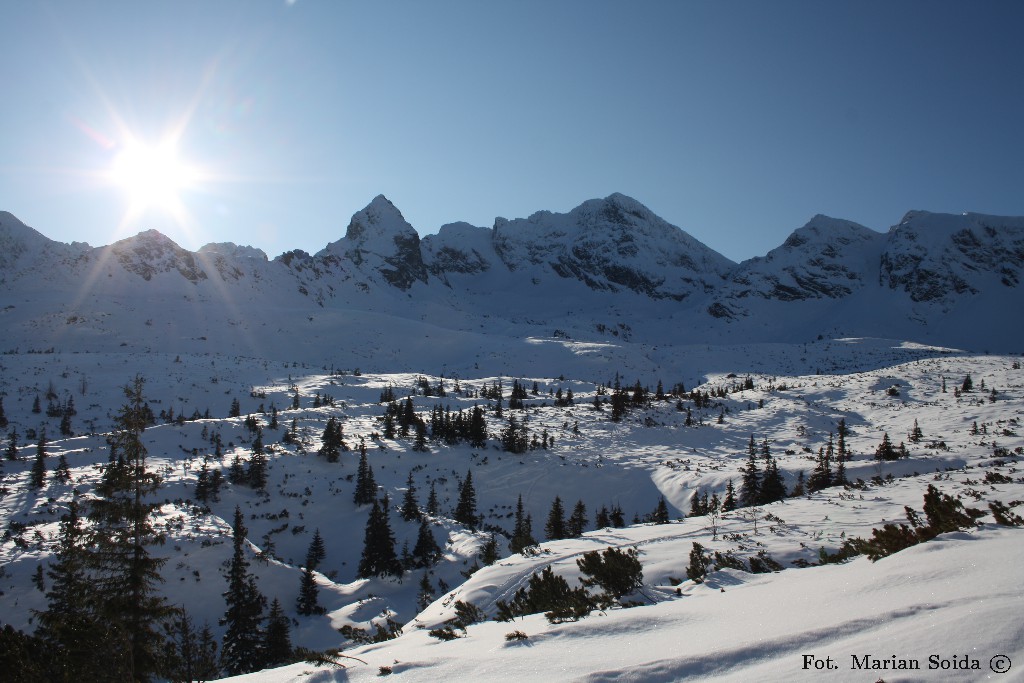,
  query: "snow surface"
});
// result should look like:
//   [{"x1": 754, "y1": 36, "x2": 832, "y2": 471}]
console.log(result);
[
  {"x1": 221, "y1": 529, "x2": 1024, "y2": 683},
  {"x1": 1, "y1": 340, "x2": 1022, "y2": 682},
  {"x1": 1, "y1": 195, "x2": 1024, "y2": 681}
]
